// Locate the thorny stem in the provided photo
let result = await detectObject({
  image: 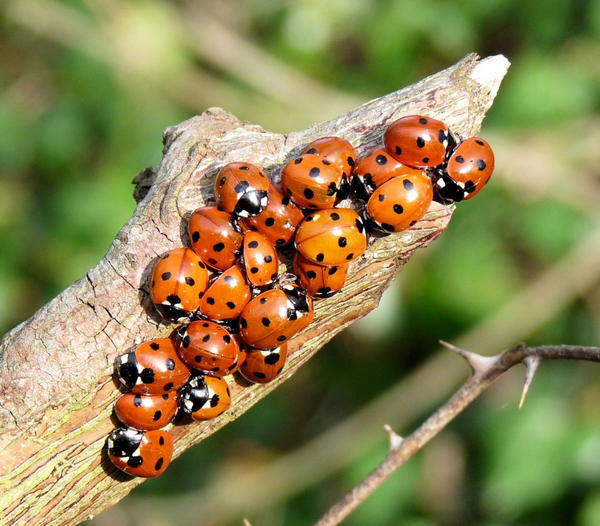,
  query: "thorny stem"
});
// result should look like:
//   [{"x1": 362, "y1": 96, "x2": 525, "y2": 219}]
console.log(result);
[{"x1": 314, "y1": 344, "x2": 600, "y2": 526}]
